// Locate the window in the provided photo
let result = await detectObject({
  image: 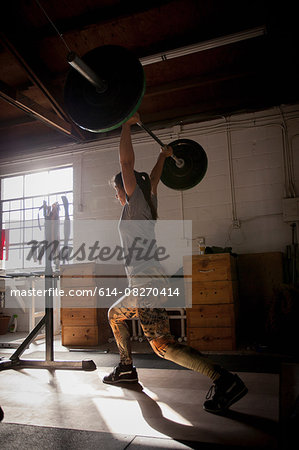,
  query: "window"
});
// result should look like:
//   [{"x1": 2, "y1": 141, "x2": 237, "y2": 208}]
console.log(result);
[{"x1": 1, "y1": 167, "x2": 73, "y2": 270}]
